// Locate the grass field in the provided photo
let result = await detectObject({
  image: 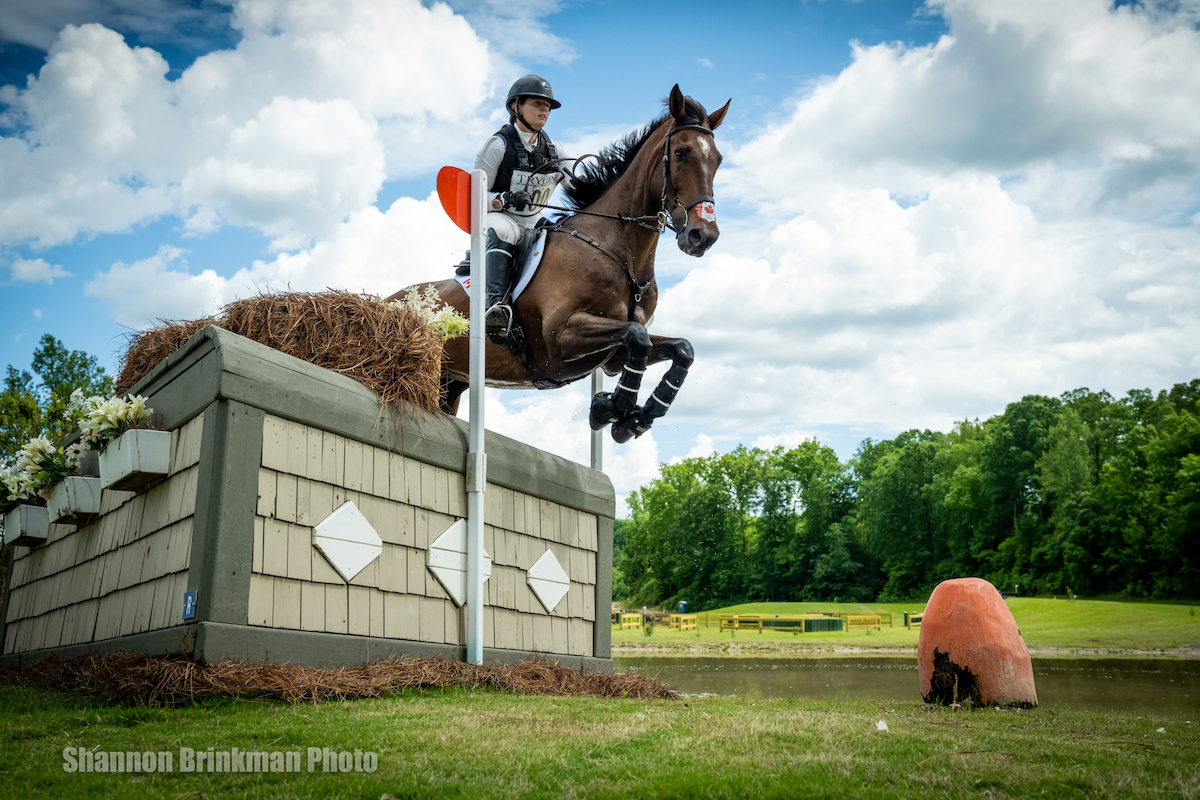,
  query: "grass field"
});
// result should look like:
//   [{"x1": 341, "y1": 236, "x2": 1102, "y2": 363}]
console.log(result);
[
  {"x1": 2, "y1": 682, "x2": 1197, "y2": 799},
  {"x1": 611, "y1": 598, "x2": 1200, "y2": 656}
]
